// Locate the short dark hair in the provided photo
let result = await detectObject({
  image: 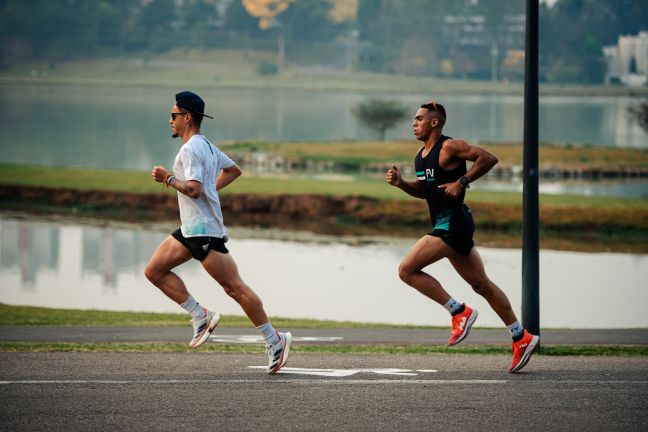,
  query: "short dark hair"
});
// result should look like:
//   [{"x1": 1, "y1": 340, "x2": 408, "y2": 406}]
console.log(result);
[
  {"x1": 189, "y1": 112, "x2": 204, "y2": 127},
  {"x1": 420, "y1": 99, "x2": 446, "y2": 127},
  {"x1": 174, "y1": 108, "x2": 203, "y2": 127}
]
